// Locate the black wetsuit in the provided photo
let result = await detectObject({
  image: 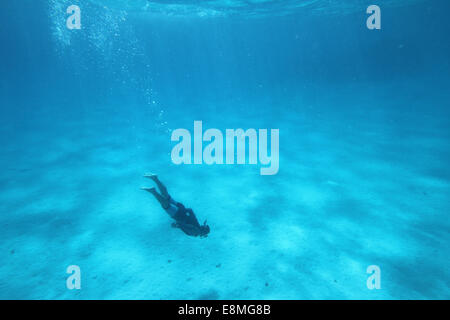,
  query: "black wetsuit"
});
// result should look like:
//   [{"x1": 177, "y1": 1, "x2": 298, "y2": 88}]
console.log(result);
[{"x1": 172, "y1": 202, "x2": 204, "y2": 237}]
